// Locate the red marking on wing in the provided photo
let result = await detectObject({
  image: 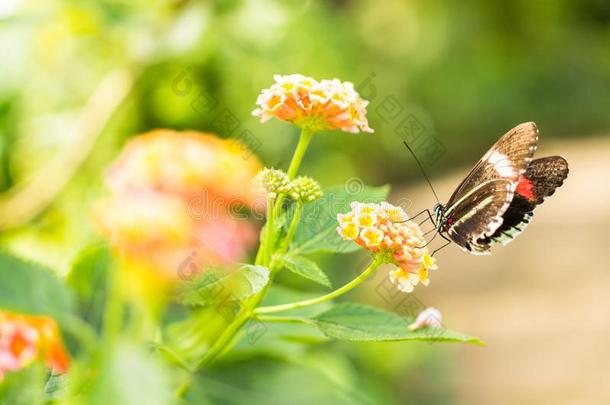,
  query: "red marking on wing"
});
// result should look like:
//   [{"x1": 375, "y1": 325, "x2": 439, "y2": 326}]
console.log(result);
[{"x1": 516, "y1": 175, "x2": 535, "y2": 201}]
